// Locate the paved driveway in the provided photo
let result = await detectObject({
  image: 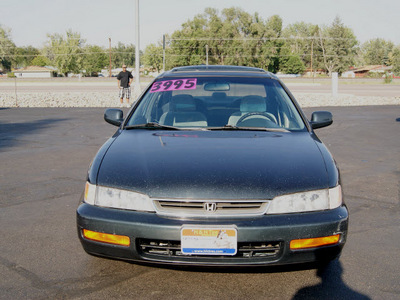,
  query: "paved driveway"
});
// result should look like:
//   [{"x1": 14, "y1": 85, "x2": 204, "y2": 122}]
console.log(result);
[{"x1": 0, "y1": 106, "x2": 399, "y2": 299}]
